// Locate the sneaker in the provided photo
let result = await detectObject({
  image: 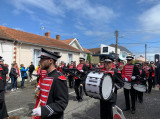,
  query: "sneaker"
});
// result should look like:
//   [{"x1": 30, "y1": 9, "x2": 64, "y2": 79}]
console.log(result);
[
  {"x1": 11, "y1": 89, "x2": 14, "y2": 91},
  {"x1": 17, "y1": 88, "x2": 19, "y2": 90},
  {"x1": 13, "y1": 88, "x2": 16, "y2": 91}
]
